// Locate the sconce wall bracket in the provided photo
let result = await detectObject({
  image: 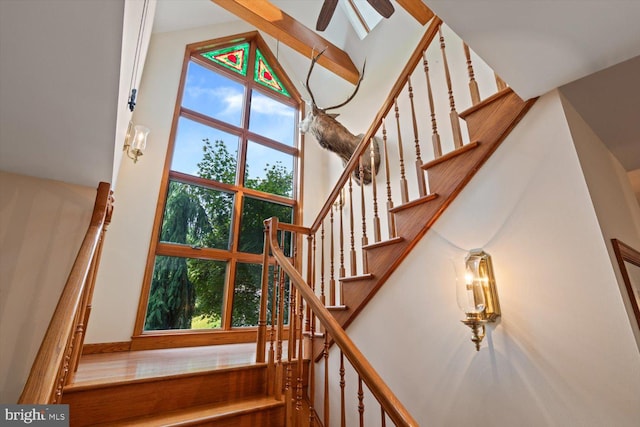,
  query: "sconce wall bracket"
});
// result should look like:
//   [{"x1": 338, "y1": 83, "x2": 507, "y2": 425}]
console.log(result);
[{"x1": 461, "y1": 249, "x2": 501, "y2": 351}]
